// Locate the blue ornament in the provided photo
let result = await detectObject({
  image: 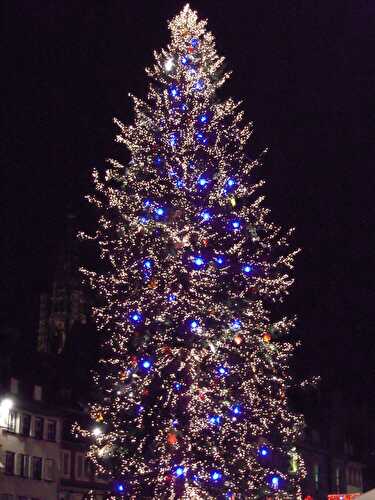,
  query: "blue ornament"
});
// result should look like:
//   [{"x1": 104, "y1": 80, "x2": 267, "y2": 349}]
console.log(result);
[
  {"x1": 175, "y1": 179, "x2": 185, "y2": 188},
  {"x1": 170, "y1": 132, "x2": 180, "y2": 147},
  {"x1": 210, "y1": 470, "x2": 222, "y2": 482},
  {"x1": 181, "y1": 55, "x2": 190, "y2": 65},
  {"x1": 230, "y1": 319, "x2": 241, "y2": 331},
  {"x1": 194, "y1": 79, "x2": 204, "y2": 91},
  {"x1": 154, "y1": 155, "x2": 164, "y2": 167},
  {"x1": 198, "y1": 176, "x2": 209, "y2": 187},
  {"x1": 169, "y1": 85, "x2": 180, "y2": 98},
  {"x1": 114, "y1": 481, "x2": 126, "y2": 493},
  {"x1": 174, "y1": 465, "x2": 185, "y2": 477},
  {"x1": 191, "y1": 38, "x2": 199, "y2": 48},
  {"x1": 140, "y1": 215, "x2": 149, "y2": 225},
  {"x1": 140, "y1": 358, "x2": 152, "y2": 371},
  {"x1": 271, "y1": 475, "x2": 280, "y2": 490},
  {"x1": 136, "y1": 404, "x2": 144, "y2": 414},
  {"x1": 217, "y1": 366, "x2": 229, "y2": 377},
  {"x1": 209, "y1": 415, "x2": 221, "y2": 426},
  {"x1": 200, "y1": 209, "x2": 211, "y2": 221},
  {"x1": 143, "y1": 259, "x2": 153, "y2": 270},
  {"x1": 154, "y1": 207, "x2": 166, "y2": 219},
  {"x1": 179, "y1": 102, "x2": 188, "y2": 112},
  {"x1": 143, "y1": 199, "x2": 152, "y2": 207},
  {"x1": 231, "y1": 404, "x2": 242, "y2": 416},
  {"x1": 193, "y1": 256, "x2": 205, "y2": 268},
  {"x1": 198, "y1": 113, "x2": 209, "y2": 124},
  {"x1": 189, "y1": 319, "x2": 200, "y2": 331},
  {"x1": 259, "y1": 445, "x2": 270, "y2": 457},
  {"x1": 129, "y1": 311, "x2": 143, "y2": 324},
  {"x1": 225, "y1": 178, "x2": 237, "y2": 192},
  {"x1": 174, "y1": 382, "x2": 182, "y2": 392},
  {"x1": 214, "y1": 255, "x2": 225, "y2": 267},
  {"x1": 195, "y1": 131, "x2": 208, "y2": 145},
  {"x1": 230, "y1": 219, "x2": 242, "y2": 231},
  {"x1": 168, "y1": 293, "x2": 176, "y2": 302},
  {"x1": 242, "y1": 264, "x2": 253, "y2": 276}
]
